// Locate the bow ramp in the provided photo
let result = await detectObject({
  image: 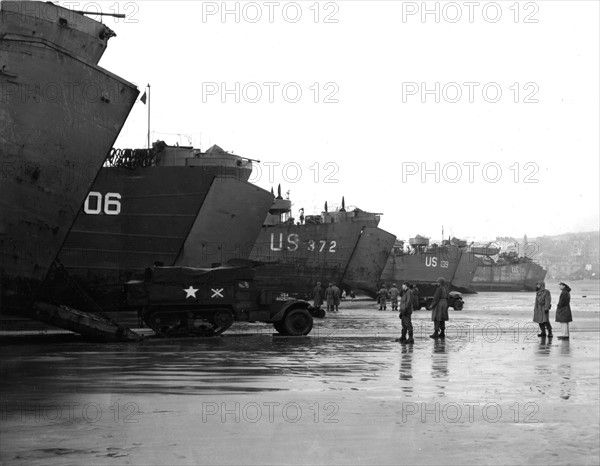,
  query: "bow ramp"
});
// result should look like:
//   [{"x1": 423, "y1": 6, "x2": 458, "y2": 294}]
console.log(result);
[{"x1": 29, "y1": 302, "x2": 141, "y2": 342}]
